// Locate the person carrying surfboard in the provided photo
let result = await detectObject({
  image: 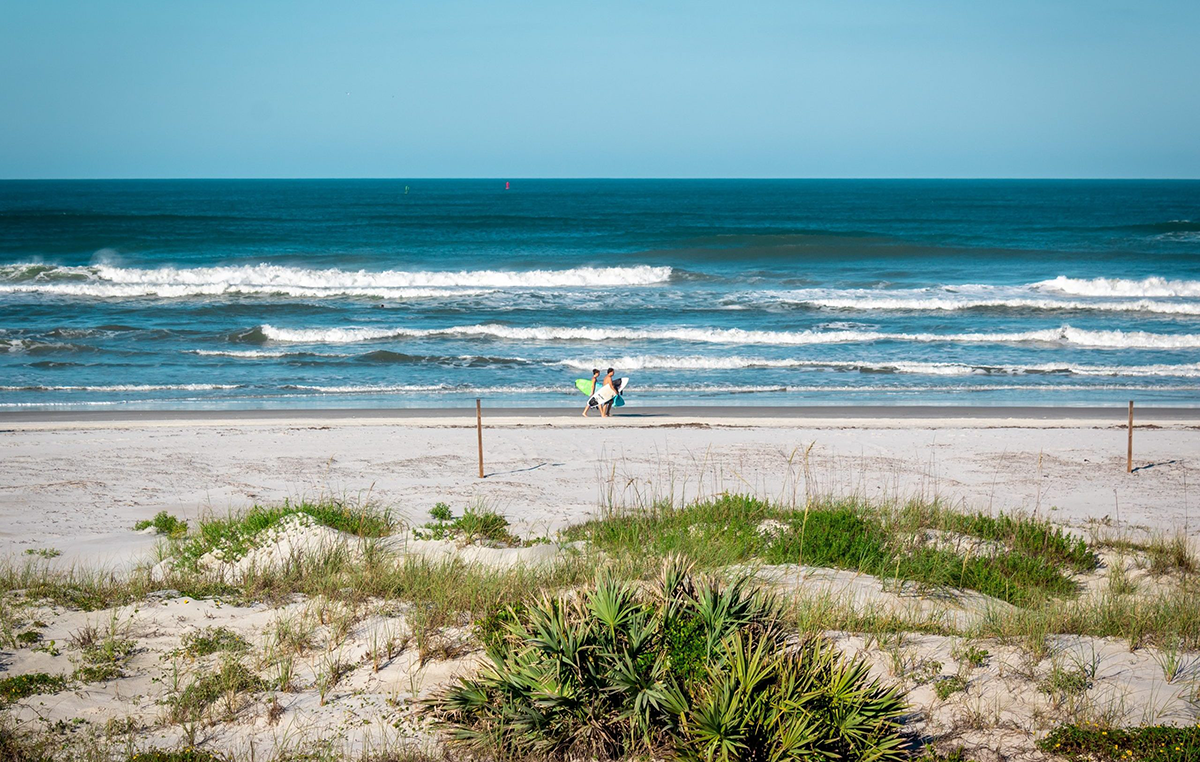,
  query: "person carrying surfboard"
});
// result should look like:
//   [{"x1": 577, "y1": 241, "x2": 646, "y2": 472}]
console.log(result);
[
  {"x1": 581, "y1": 368, "x2": 600, "y2": 417},
  {"x1": 600, "y1": 367, "x2": 617, "y2": 418}
]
